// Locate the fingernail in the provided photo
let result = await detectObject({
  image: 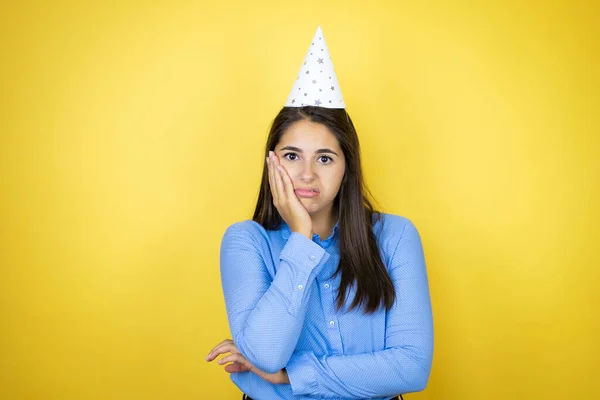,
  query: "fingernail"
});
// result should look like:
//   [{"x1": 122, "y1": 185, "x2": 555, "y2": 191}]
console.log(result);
[
  {"x1": 266, "y1": 156, "x2": 269, "y2": 165},
  {"x1": 269, "y1": 151, "x2": 273, "y2": 157}
]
